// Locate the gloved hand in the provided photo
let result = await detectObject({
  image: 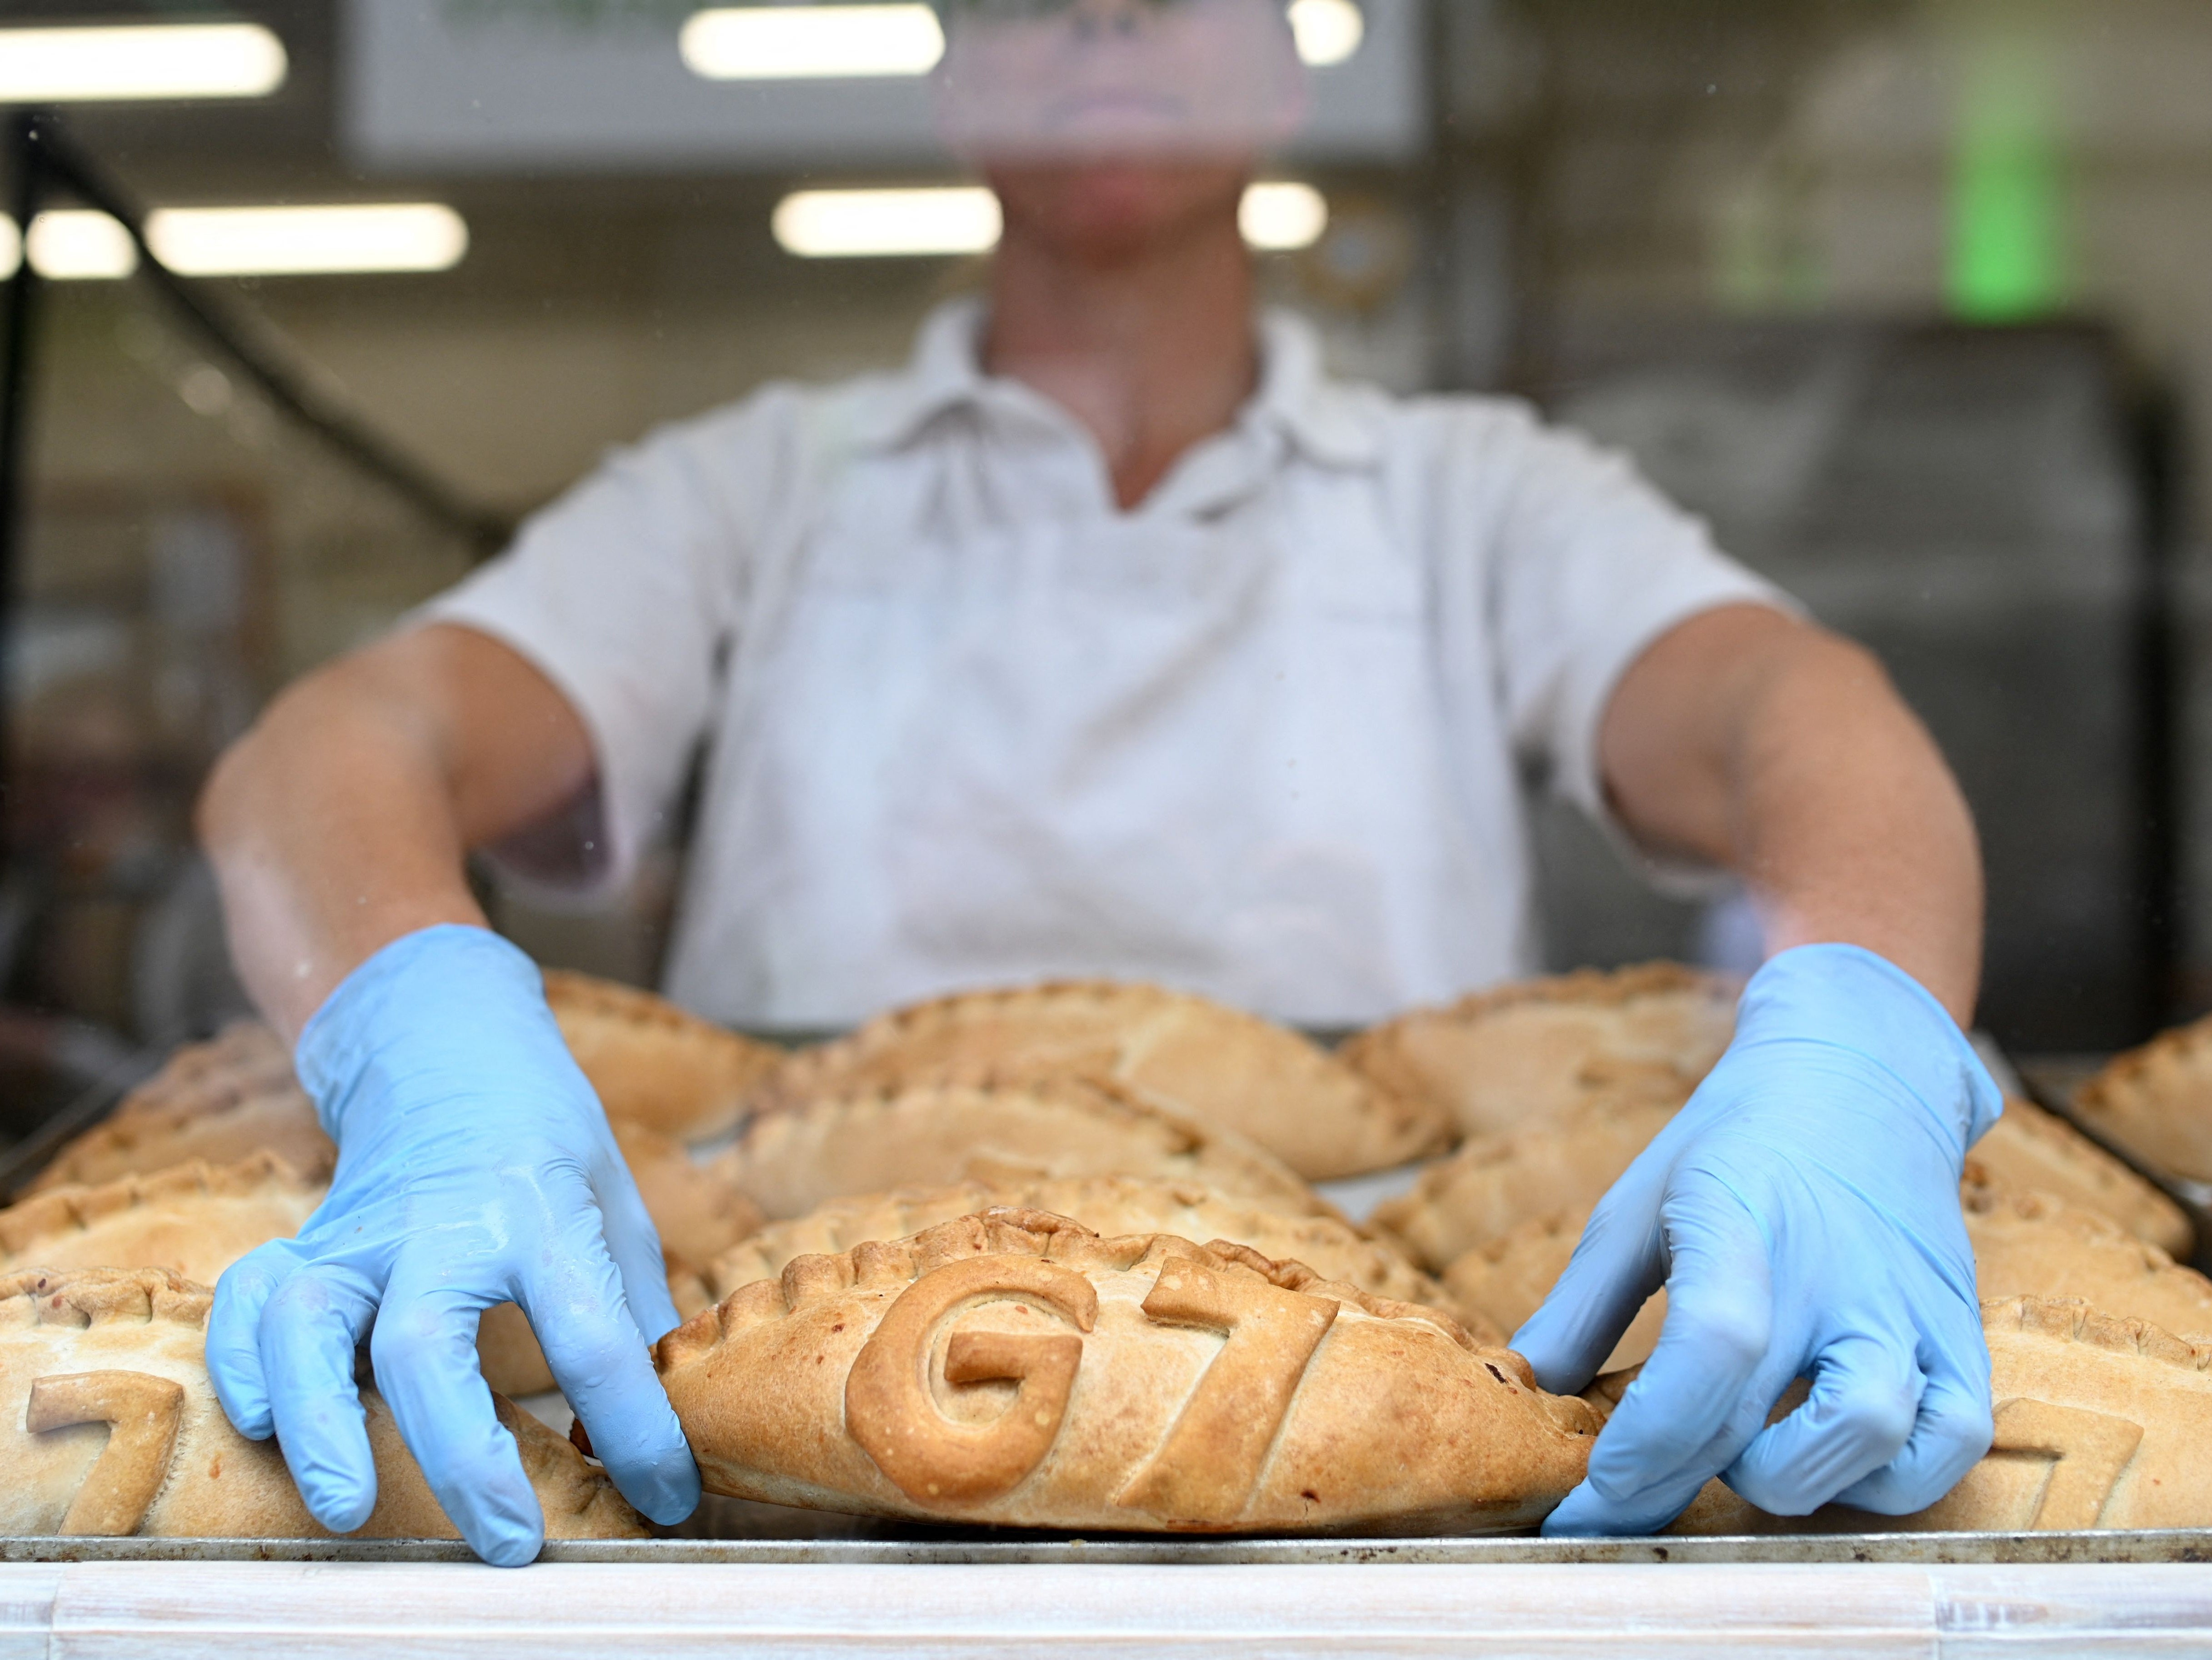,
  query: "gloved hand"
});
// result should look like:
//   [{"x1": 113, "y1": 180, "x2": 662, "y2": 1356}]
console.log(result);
[
  {"x1": 207, "y1": 925, "x2": 701, "y2": 1565},
  {"x1": 1514, "y1": 942, "x2": 2002, "y2": 1536}
]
